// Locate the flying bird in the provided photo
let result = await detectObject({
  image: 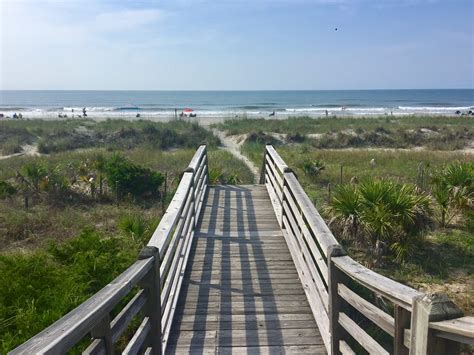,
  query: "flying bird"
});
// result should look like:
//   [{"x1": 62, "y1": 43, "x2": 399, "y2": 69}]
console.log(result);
[{"x1": 335, "y1": 28, "x2": 338, "y2": 31}]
